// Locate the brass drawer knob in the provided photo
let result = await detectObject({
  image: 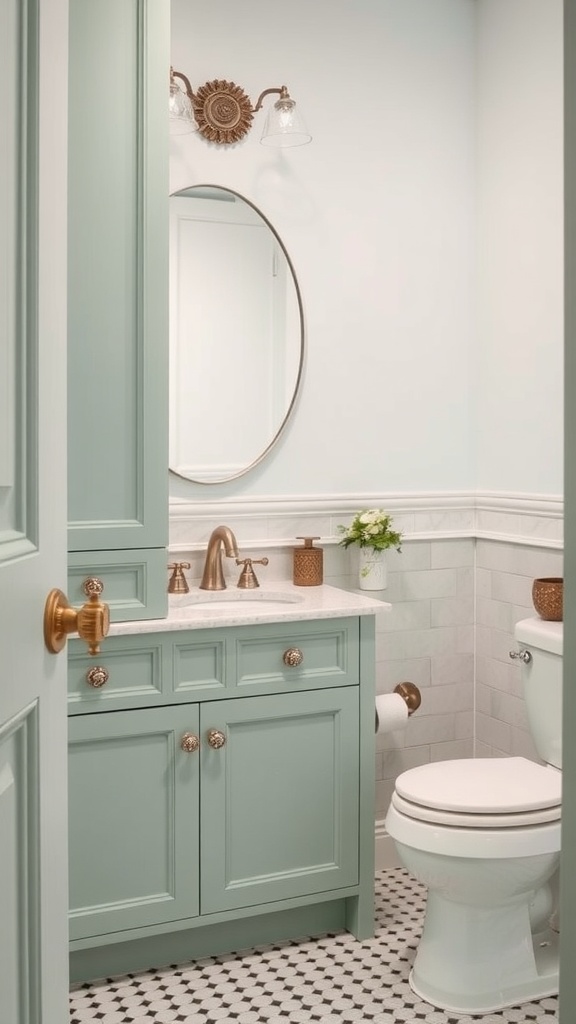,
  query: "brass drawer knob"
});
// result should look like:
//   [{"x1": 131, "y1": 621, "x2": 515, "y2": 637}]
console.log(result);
[
  {"x1": 181, "y1": 732, "x2": 200, "y2": 753},
  {"x1": 86, "y1": 666, "x2": 109, "y2": 688},
  {"x1": 207, "y1": 728, "x2": 226, "y2": 749},
  {"x1": 283, "y1": 647, "x2": 303, "y2": 667}
]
